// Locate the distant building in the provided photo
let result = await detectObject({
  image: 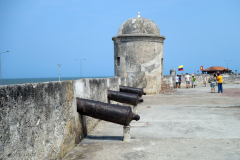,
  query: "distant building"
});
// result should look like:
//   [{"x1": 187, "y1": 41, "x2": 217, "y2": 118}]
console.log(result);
[
  {"x1": 112, "y1": 13, "x2": 165, "y2": 94},
  {"x1": 202, "y1": 66, "x2": 232, "y2": 74}
]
